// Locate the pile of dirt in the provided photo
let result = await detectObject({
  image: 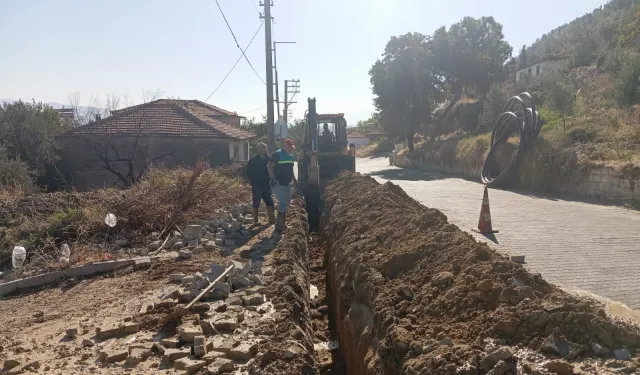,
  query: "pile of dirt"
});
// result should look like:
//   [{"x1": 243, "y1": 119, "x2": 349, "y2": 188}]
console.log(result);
[
  {"x1": 248, "y1": 198, "x2": 318, "y2": 375},
  {"x1": 322, "y1": 172, "x2": 640, "y2": 374}
]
